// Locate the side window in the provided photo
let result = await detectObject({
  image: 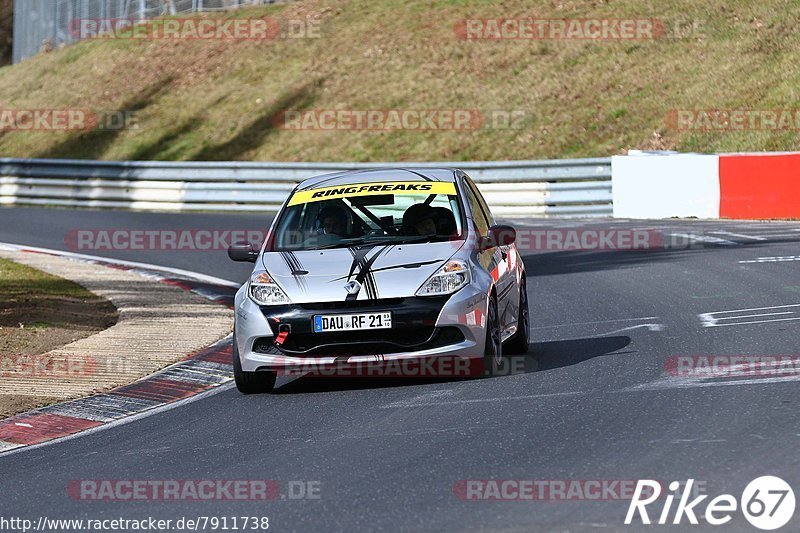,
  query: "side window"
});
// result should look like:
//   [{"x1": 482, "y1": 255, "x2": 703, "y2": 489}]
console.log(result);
[
  {"x1": 461, "y1": 177, "x2": 491, "y2": 237},
  {"x1": 464, "y1": 175, "x2": 495, "y2": 226}
]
